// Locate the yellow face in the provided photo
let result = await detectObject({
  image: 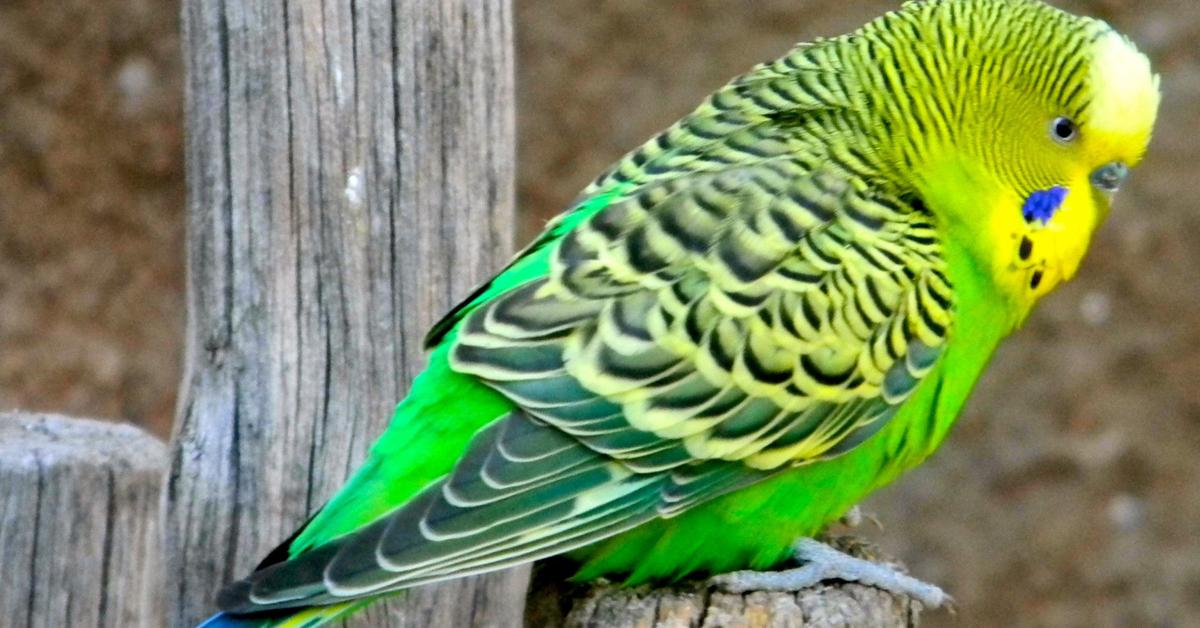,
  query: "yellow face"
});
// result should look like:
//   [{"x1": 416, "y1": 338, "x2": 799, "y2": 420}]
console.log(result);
[{"x1": 927, "y1": 26, "x2": 1160, "y2": 314}]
